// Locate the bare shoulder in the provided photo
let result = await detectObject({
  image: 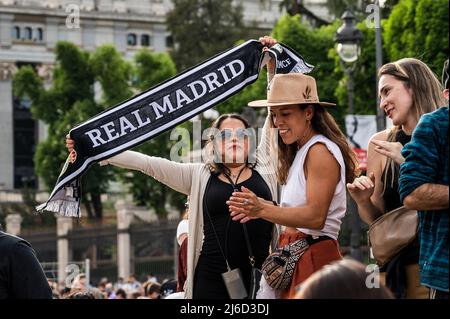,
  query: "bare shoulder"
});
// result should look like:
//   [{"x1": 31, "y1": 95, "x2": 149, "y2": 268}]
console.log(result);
[{"x1": 306, "y1": 142, "x2": 338, "y2": 166}]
